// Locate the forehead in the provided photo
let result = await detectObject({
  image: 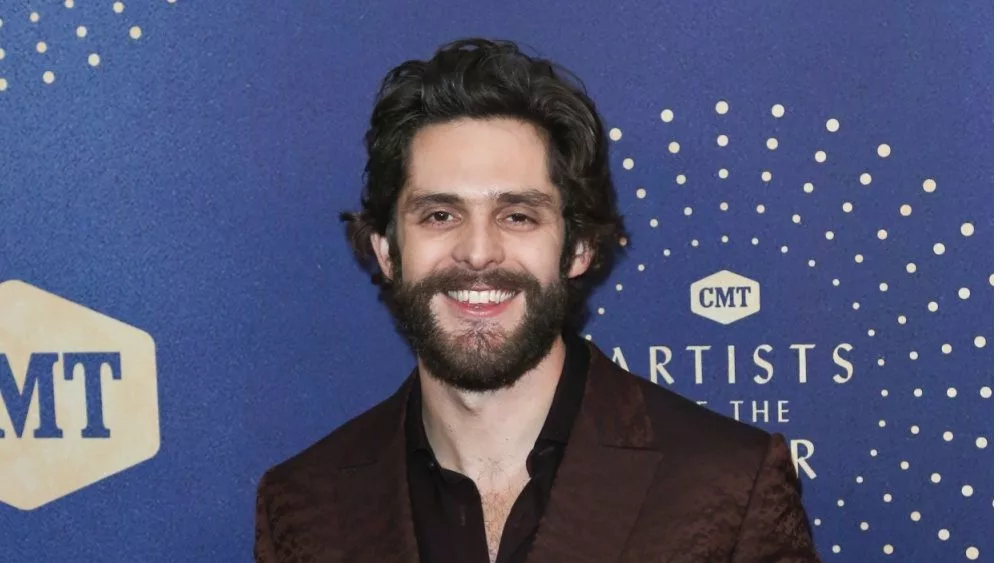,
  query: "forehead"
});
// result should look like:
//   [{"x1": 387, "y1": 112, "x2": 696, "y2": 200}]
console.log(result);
[{"x1": 403, "y1": 117, "x2": 558, "y2": 204}]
